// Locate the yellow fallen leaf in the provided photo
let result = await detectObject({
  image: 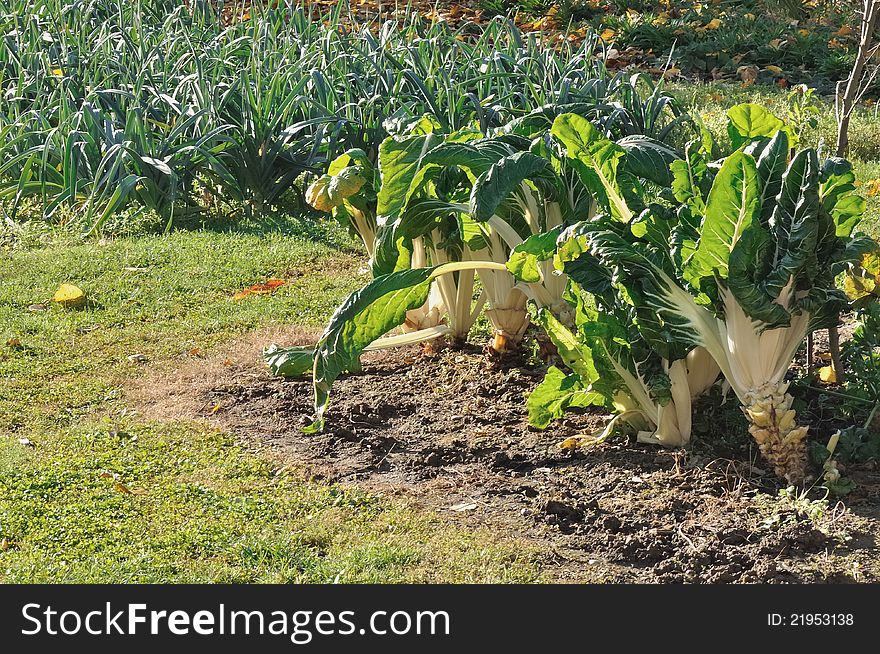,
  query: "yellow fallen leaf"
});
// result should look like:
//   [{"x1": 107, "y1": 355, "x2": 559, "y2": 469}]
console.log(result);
[
  {"x1": 744, "y1": 13, "x2": 756, "y2": 20},
  {"x1": 798, "y1": 28, "x2": 810, "y2": 37},
  {"x1": 50, "y1": 67, "x2": 63, "y2": 77},
  {"x1": 866, "y1": 178, "x2": 880, "y2": 197},
  {"x1": 764, "y1": 65, "x2": 783, "y2": 74},
  {"x1": 52, "y1": 283, "x2": 86, "y2": 308},
  {"x1": 700, "y1": 18, "x2": 722, "y2": 31},
  {"x1": 559, "y1": 436, "x2": 588, "y2": 450},
  {"x1": 737, "y1": 65, "x2": 759, "y2": 86},
  {"x1": 768, "y1": 38, "x2": 783, "y2": 49},
  {"x1": 599, "y1": 28, "x2": 615, "y2": 43},
  {"x1": 662, "y1": 67, "x2": 681, "y2": 79},
  {"x1": 818, "y1": 352, "x2": 833, "y2": 362},
  {"x1": 818, "y1": 365, "x2": 837, "y2": 384},
  {"x1": 833, "y1": 25, "x2": 853, "y2": 38},
  {"x1": 113, "y1": 481, "x2": 133, "y2": 494}
]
